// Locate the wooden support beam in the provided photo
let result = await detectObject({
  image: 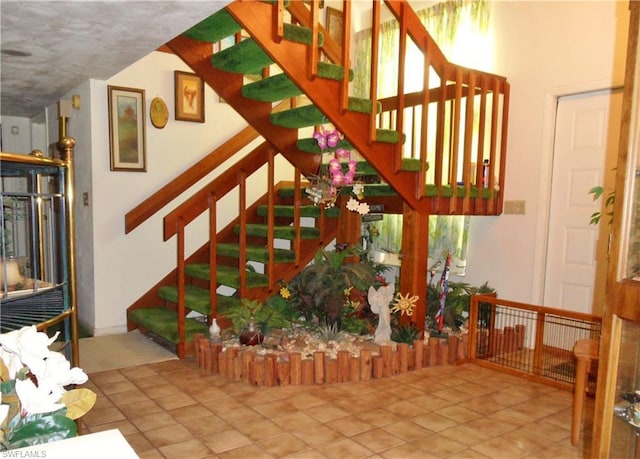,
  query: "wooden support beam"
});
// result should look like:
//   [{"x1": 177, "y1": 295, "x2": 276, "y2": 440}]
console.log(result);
[{"x1": 400, "y1": 204, "x2": 429, "y2": 331}]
